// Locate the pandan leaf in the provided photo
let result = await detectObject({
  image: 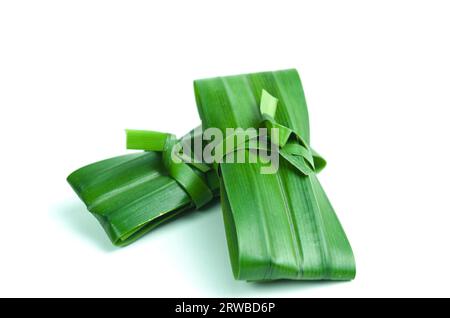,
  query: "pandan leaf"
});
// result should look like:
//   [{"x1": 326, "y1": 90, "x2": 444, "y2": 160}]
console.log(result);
[
  {"x1": 194, "y1": 69, "x2": 356, "y2": 280},
  {"x1": 67, "y1": 132, "x2": 219, "y2": 246}
]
